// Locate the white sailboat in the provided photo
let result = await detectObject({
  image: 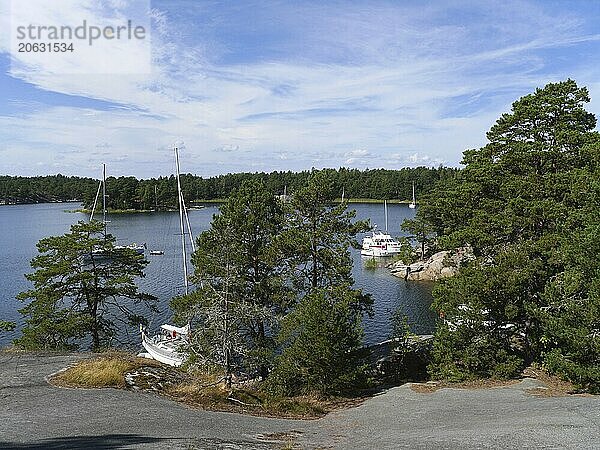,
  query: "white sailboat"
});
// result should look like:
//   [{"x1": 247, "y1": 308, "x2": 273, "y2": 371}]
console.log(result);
[
  {"x1": 409, "y1": 181, "x2": 416, "y2": 209},
  {"x1": 361, "y1": 200, "x2": 402, "y2": 257},
  {"x1": 90, "y1": 164, "x2": 145, "y2": 254},
  {"x1": 140, "y1": 145, "x2": 195, "y2": 367}
]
